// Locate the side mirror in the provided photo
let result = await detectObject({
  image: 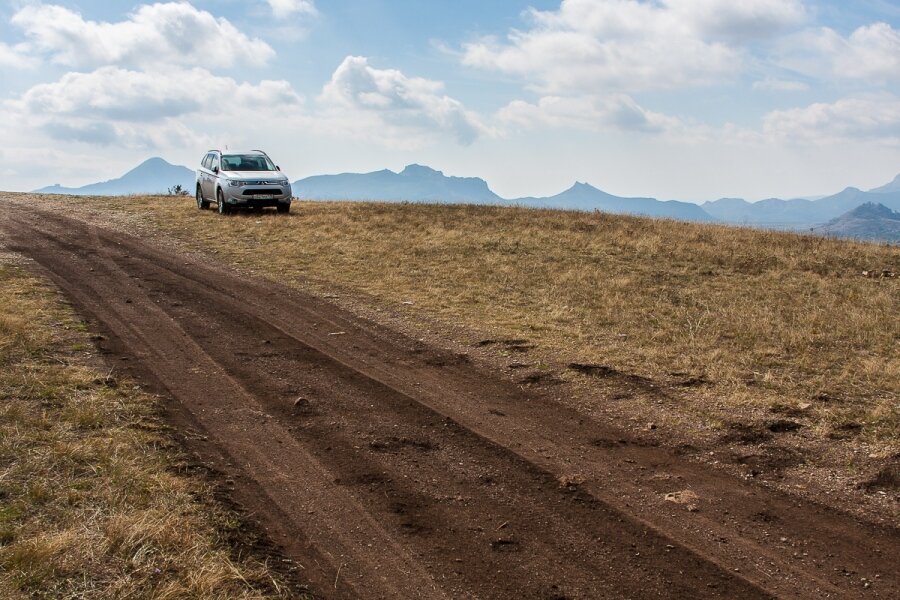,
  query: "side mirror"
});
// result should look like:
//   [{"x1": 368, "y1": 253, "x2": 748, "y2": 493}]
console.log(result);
[
  {"x1": 213, "y1": 166, "x2": 219, "y2": 174},
  {"x1": 276, "y1": 166, "x2": 281, "y2": 171}
]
